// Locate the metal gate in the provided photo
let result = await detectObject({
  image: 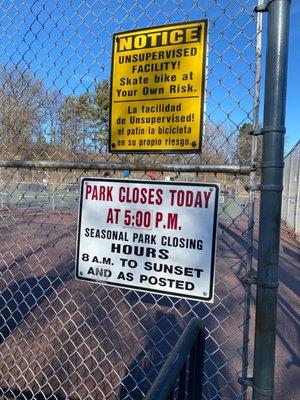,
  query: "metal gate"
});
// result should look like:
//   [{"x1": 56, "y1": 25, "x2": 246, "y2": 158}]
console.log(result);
[{"x1": 0, "y1": 1, "x2": 290, "y2": 399}]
